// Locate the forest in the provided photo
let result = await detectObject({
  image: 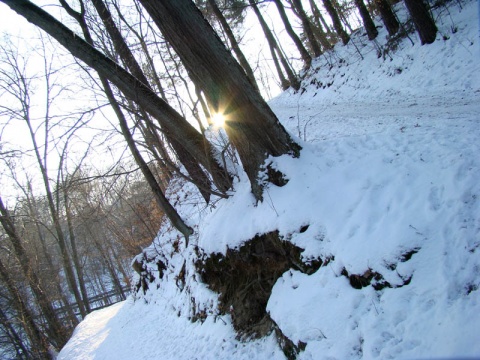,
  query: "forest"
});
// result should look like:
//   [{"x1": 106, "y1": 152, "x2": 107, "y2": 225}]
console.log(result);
[{"x1": 0, "y1": 0, "x2": 474, "y2": 358}]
